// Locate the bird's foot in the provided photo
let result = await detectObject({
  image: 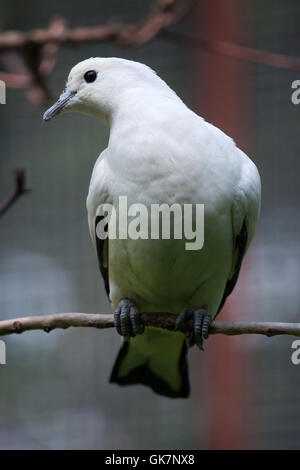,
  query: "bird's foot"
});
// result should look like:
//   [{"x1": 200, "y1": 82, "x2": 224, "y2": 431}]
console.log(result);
[
  {"x1": 114, "y1": 298, "x2": 144, "y2": 340},
  {"x1": 176, "y1": 308, "x2": 211, "y2": 351}
]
